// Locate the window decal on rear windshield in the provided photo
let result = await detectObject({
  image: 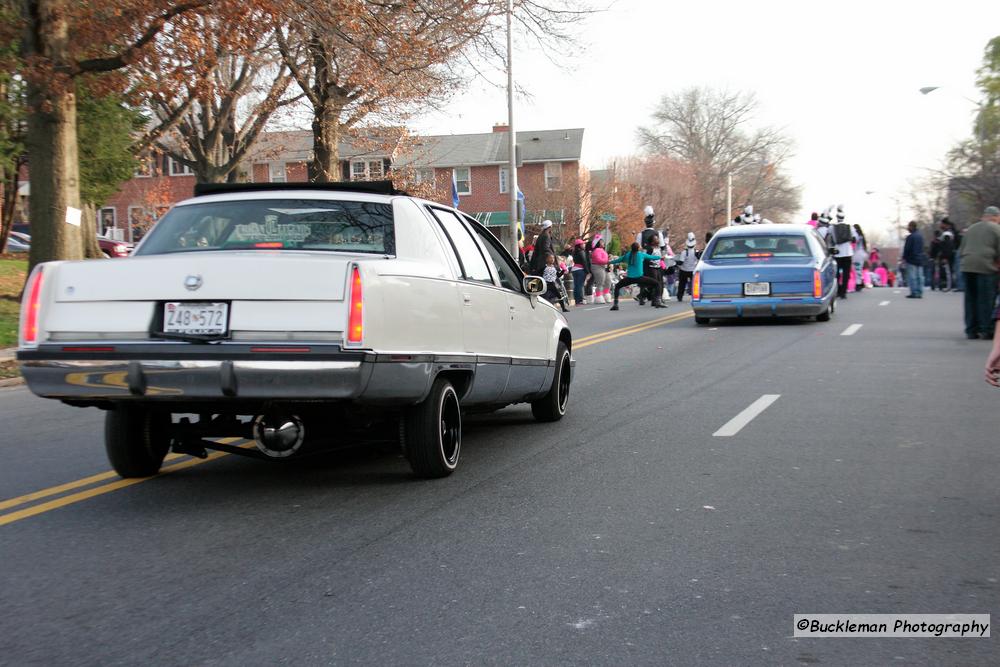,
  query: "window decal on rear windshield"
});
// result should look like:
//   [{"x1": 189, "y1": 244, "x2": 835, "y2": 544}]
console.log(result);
[{"x1": 135, "y1": 199, "x2": 395, "y2": 256}]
